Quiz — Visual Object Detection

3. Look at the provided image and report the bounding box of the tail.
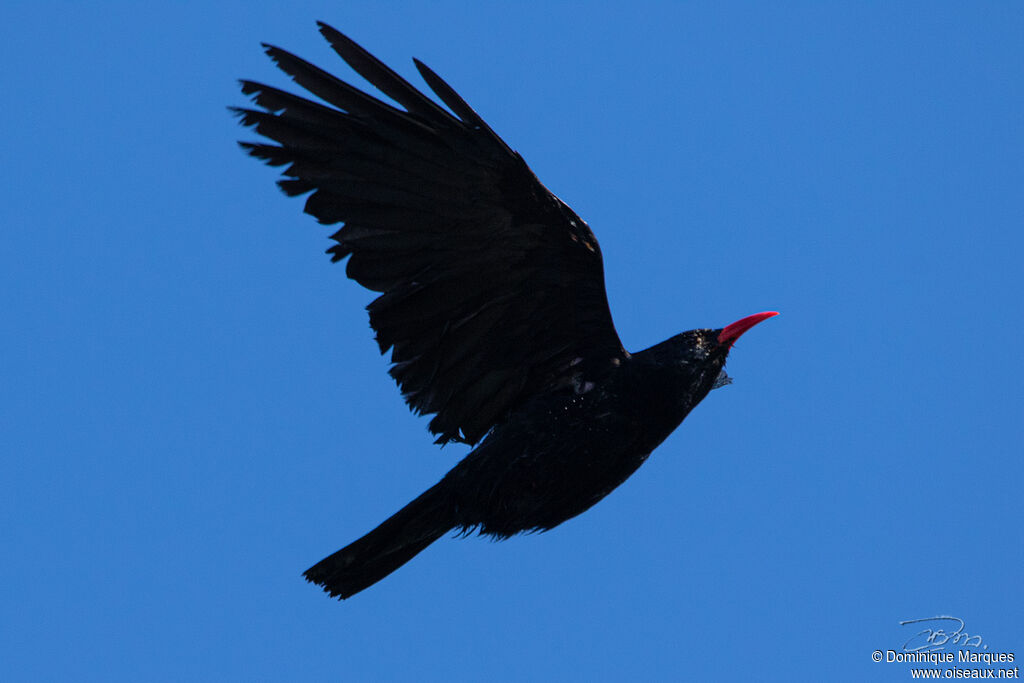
[303,481,454,599]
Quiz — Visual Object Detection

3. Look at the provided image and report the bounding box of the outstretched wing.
[235,23,625,445]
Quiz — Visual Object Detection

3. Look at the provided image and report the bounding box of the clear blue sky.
[3,3,1022,681]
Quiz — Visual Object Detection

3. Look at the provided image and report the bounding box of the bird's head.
[639,311,779,399]
[625,311,777,446]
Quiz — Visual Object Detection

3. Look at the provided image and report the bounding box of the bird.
[234,22,778,600]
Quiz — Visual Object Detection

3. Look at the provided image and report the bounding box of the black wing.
[235,23,625,445]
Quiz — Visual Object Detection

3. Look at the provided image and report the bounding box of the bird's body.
[439,337,720,537]
[305,333,731,598]
[236,23,777,599]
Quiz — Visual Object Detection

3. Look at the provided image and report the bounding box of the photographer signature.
[901,616,985,652]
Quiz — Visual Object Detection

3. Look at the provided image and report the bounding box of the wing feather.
[237,24,625,444]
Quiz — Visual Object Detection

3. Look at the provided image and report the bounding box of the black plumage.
[235,23,777,599]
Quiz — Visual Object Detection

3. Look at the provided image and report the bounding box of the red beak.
[717,311,779,346]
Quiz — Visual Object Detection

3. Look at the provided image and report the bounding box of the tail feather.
[303,482,454,599]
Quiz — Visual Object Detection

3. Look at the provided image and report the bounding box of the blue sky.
[3,3,1022,681]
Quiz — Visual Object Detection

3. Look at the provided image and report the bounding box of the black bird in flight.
[235,23,778,600]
